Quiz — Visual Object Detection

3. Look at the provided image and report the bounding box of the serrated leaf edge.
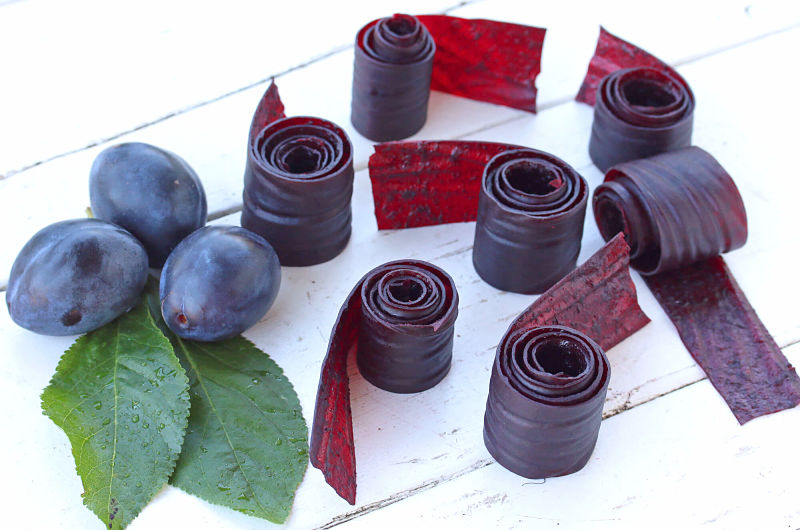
[40,300,191,529]
[169,333,308,524]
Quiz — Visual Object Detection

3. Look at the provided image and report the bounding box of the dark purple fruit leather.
[472,148,588,294]
[351,14,435,141]
[242,115,354,266]
[589,67,694,171]
[594,147,800,423]
[484,325,610,478]
[310,260,458,504]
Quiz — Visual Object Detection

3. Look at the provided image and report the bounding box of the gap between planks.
[314,340,798,528]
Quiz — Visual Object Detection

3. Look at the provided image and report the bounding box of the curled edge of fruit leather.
[576,26,678,106]
[508,233,650,351]
[417,15,546,113]
[368,140,524,230]
[248,80,286,143]
[593,147,800,423]
[310,260,458,504]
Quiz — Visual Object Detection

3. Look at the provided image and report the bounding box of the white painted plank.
[336,345,800,529]
[2,0,798,177]
[0,0,475,176]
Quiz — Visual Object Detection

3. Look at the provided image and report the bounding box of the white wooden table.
[2,0,799,528]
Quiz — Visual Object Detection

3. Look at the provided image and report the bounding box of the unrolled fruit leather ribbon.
[310,259,458,504]
[241,82,354,266]
[593,146,800,423]
[577,27,694,171]
[351,14,546,141]
[484,325,610,478]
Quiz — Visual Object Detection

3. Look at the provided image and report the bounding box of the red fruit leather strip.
[576,26,674,106]
[417,15,546,112]
[645,257,800,424]
[248,80,286,144]
[508,233,649,351]
[309,280,362,505]
[310,260,458,504]
[369,140,522,230]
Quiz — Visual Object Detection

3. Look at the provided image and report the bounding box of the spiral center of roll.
[622,79,676,108]
[283,145,321,174]
[506,161,562,196]
[388,278,424,303]
[595,198,631,247]
[533,338,587,377]
[386,14,415,36]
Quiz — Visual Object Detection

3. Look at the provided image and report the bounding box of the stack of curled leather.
[242,116,354,266]
[589,67,694,171]
[473,148,588,294]
[484,325,610,478]
[351,14,435,142]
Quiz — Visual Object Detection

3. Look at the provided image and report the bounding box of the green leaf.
[145,286,308,523]
[41,299,190,529]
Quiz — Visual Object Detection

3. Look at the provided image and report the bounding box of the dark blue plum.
[6,219,149,335]
[89,142,207,267]
[159,226,281,341]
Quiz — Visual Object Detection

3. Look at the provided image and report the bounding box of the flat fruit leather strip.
[576,26,674,106]
[369,140,522,230]
[241,85,354,266]
[645,257,800,424]
[311,260,458,504]
[594,147,800,423]
[417,15,546,113]
[472,148,588,294]
[484,325,610,478]
[508,233,650,351]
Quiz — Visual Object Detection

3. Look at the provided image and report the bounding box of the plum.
[6,219,149,335]
[89,142,207,267]
[159,226,280,341]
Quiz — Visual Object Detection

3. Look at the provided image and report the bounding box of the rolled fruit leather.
[576,27,694,171]
[484,325,610,478]
[589,66,694,172]
[593,146,800,423]
[351,14,435,141]
[310,259,458,504]
[472,148,588,294]
[242,109,354,266]
[351,14,547,141]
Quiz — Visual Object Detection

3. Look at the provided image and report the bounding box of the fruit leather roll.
[351,14,435,141]
[472,148,588,294]
[310,259,458,503]
[351,14,547,141]
[589,67,694,171]
[242,116,354,266]
[484,325,609,478]
[593,147,800,423]
[576,27,694,171]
